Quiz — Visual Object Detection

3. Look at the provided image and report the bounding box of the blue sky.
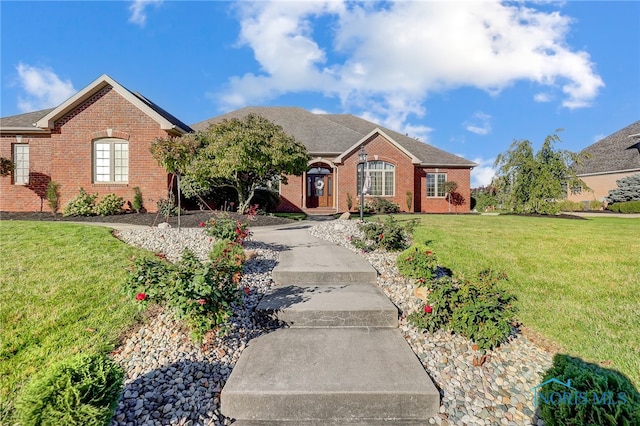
[1,1,638,186]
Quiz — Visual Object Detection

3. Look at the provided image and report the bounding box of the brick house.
[566,120,640,205]
[0,74,192,212]
[192,107,477,214]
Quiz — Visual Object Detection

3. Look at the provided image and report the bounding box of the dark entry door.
[307,174,333,208]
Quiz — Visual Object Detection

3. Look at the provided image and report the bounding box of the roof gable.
[34,74,192,134]
[192,107,476,168]
[577,120,640,175]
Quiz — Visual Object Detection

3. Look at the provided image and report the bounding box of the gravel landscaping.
[108,219,553,425]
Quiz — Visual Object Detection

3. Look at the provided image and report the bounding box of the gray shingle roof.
[576,120,640,175]
[0,108,54,129]
[191,107,476,167]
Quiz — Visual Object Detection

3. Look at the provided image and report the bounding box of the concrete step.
[221,328,440,423]
[271,247,377,285]
[256,283,399,328]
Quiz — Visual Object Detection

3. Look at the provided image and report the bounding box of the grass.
[0,221,150,423]
[272,212,307,221]
[388,214,640,387]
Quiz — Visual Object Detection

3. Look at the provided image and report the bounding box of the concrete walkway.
[221,222,439,425]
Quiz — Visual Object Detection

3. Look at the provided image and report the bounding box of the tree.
[182,114,310,214]
[606,173,640,203]
[443,181,458,213]
[0,157,14,176]
[493,132,587,214]
[150,133,202,226]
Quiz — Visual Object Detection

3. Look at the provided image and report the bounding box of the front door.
[306,173,333,208]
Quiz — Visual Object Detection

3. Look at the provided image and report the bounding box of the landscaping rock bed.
[110,220,553,425]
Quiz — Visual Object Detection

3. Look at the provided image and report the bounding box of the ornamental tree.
[181,114,309,214]
[606,173,640,203]
[492,132,587,214]
[0,157,14,176]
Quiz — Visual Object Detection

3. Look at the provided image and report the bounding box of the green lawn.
[391,214,640,387]
[0,221,149,423]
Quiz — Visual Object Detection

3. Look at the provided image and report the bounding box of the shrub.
[406,191,413,212]
[132,187,144,213]
[589,199,603,211]
[94,193,124,216]
[350,216,418,252]
[63,188,97,217]
[252,188,281,212]
[396,244,439,282]
[0,157,14,176]
[14,353,124,426]
[122,246,246,342]
[346,192,353,212]
[537,354,640,426]
[366,197,400,214]
[608,201,640,214]
[156,196,183,217]
[203,213,251,243]
[46,180,61,214]
[408,269,517,353]
[556,199,584,212]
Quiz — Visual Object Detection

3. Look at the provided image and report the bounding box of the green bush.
[63,188,97,217]
[132,187,144,213]
[252,188,281,212]
[94,194,124,216]
[608,201,640,214]
[350,216,418,252]
[203,213,251,243]
[46,181,61,214]
[366,197,400,214]
[537,354,640,426]
[156,196,183,217]
[589,200,603,211]
[556,199,585,212]
[14,353,124,426]
[396,244,439,283]
[408,269,517,353]
[122,246,246,342]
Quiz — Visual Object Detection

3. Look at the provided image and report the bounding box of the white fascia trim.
[0,127,50,135]
[35,74,182,132]
[333,128,421,165]
[577,168,640,177]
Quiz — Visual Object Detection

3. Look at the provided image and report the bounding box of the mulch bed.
[0,210,296,228]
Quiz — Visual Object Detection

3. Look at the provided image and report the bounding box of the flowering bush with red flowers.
[408,269,517,354]
[396,244,440,284]
[122,242,247,342]
[202,212,252,244]
[350,216,418,252]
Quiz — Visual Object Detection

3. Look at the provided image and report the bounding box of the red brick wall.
[417,167,472,213]
[278,174,304,212]
[1,87,172,212]
[336,134,417,213]
[275,134,473,214]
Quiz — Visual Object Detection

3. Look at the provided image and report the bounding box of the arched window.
[357,160,395,196]
[93,138,128,183]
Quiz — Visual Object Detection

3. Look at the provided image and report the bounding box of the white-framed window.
[93,138,128,183]
[13,143,29,185]
[357,160,395,196]
[427,173,447,197]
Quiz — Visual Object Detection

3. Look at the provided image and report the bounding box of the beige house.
[567,120,640,206]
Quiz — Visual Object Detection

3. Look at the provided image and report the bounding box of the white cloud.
[218,1,603,133]
[464,112,492,135]
[129,0,162,27]
[470,157,497,188]
[534,92,553,103]
[15,63,76,112]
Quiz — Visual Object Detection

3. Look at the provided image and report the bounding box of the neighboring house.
[192,107,477,214]
[0,74,192,212]
[567,120,640,205]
